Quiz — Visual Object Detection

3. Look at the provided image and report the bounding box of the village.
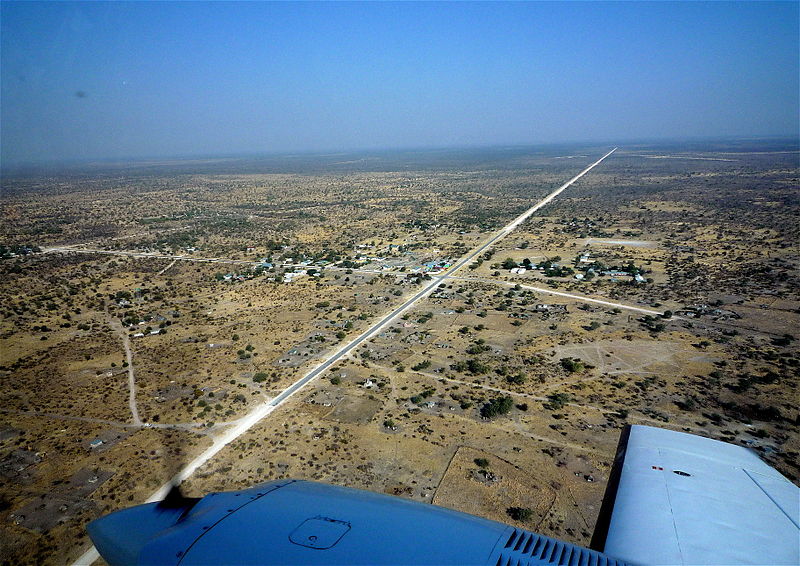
[0,145,798,565]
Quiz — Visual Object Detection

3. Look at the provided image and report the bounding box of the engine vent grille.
[492,529,631,566]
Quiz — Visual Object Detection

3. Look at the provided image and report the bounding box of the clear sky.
[1,1,798,165]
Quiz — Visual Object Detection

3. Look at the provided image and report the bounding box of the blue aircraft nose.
[88,503,184,566]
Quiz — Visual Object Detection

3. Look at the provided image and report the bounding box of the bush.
[506,374,525,385]
[507,507,533,522]
[560,357,584,373]
[466,341,491,355]
[253,372,268,383]
[546,392,571,410]
[466,359,489,374]
[481,396,513,418]
[474,458,490,468]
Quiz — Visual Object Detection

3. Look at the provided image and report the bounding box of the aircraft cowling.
[88,479,628,566]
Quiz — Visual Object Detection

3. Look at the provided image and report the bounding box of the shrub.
[507,507,533,522]
[481,396,513,418]
[560,357,584,373]
[546,392,571,410]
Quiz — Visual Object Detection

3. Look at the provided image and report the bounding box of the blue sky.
[1,1,798,165]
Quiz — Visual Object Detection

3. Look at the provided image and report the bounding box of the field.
[1,141,798,565]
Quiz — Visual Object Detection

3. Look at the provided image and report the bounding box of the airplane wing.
[86,425,798,565]
[590,425,799,565]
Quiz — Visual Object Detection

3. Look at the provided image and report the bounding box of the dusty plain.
[1,142,798,565]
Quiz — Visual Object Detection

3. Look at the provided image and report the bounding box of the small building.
[89,439,103,449]
[283,270,307,283]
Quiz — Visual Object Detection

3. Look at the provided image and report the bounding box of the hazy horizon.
[2,1,798,167]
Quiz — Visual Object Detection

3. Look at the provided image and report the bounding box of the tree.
[507,507,533,522]
[506,373,525,385]
[501,258,518,270]
[560,357,584,373]
[466,359,489,374]
[480,396,513,418]
[546,392,571,410]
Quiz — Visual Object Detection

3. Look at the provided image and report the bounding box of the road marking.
[70,148,616,565]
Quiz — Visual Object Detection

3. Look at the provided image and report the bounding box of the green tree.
[480,396,513,418]
[507,507,533,522]
[501,258,518,270]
